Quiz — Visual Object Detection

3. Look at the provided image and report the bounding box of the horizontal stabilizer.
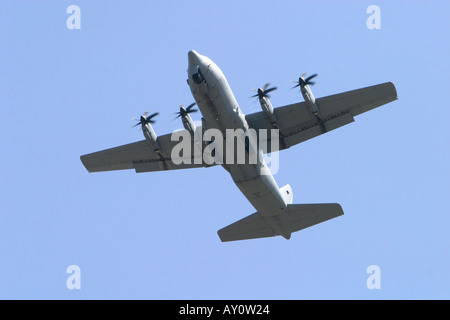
[218,203,343,242]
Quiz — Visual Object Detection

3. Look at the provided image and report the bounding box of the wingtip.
[80,154,92,173]
[387,81,398,100]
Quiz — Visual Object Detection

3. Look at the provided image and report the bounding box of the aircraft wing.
[80,129,212,173]
[246,82,398,152]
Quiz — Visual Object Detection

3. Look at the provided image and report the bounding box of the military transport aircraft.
[80,50,397,242]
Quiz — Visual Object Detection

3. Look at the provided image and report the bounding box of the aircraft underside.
[80,50,398,242]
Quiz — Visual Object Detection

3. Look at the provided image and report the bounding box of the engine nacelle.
[142,123,160,152]
[259,95,278,127]
[181,113,196,135]
[301,85,320,115]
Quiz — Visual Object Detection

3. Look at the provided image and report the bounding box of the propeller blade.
[146,112,159,121]
[305,73,318,83]
[251,84,277,98]
[174,103,197,120]
[132,111,158,126]
[186,103,197,113]
[292,73,318,88]
[264,87,277,94]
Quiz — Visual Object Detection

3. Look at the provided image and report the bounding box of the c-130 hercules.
[81,50,397,242]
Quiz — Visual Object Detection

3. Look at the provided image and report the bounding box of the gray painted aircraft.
[80,50,398,242]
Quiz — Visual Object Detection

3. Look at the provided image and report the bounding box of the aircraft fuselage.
[187,50,289,219]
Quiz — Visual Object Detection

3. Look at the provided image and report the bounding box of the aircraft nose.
[188,50,202,66]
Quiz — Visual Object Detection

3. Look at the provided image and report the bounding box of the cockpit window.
[192,66,205,84]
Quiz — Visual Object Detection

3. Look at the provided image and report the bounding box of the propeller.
[175,102,197,119]
[251,83,277,99]
[133,112,159,127]
[292,73,318,89]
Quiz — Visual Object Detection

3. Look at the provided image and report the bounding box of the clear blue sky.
[1,0,449,299]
